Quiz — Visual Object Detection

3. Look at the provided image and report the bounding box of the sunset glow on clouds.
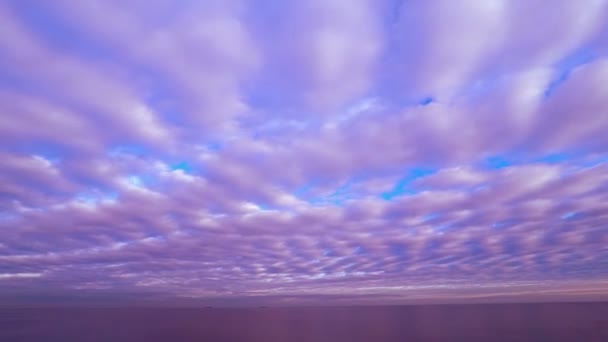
[1,0,608,305]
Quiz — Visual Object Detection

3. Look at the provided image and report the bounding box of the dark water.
[1,303,607,341]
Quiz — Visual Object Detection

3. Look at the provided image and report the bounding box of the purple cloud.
[1,0,608,305]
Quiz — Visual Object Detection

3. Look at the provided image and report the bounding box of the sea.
[1,302,607,341]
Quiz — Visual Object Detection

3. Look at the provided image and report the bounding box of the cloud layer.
[1,0,608,305]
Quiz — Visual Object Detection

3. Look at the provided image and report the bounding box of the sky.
[1,0,608,306]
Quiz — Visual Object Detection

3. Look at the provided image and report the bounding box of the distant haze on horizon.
[1,0,608,306]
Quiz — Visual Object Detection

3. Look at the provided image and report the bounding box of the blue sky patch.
[380,167,436,200]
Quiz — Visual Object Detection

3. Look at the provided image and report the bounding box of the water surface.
[2,302,607,341]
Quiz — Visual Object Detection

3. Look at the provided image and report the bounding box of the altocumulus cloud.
[1,0,608,305]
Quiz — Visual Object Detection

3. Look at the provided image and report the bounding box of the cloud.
[0,0,607,305]
[390,0,608,99]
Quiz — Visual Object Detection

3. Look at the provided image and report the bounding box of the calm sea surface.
[1,303,607,341]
